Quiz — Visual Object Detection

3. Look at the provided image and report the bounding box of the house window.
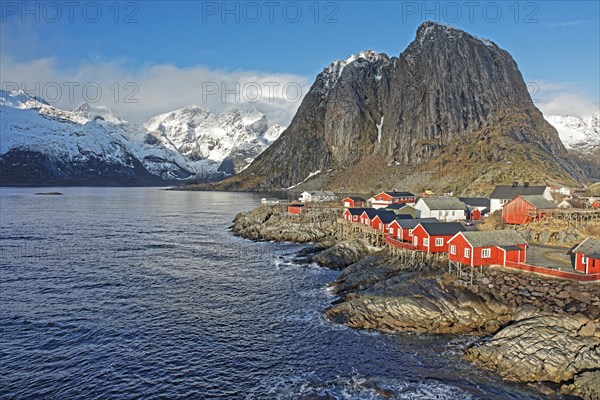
[582,256,588,266]
[450,245,456,255]
[388,227,393,233]
[435,238,444,247]
[413,237,418,246]
[353,215,358,221]
[423,238,429,247]
[379,223,382,229]
[482,248,491,258]
[409,229,414,236]
[452,211,455,216]
[464,248,471,258]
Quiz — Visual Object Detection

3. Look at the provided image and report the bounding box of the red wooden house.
[371,191,416,209]
[371,213,412,233]
[467,207,483,221]
[447,230,527,267]
[571,238,600,274]
[411,222,466,253]
[387,218,438,241]
[502,195,557,225]
[342,208,369,222]
[343,196,366,208]
[288,204,305,215]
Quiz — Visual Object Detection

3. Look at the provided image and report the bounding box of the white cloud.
[530,80,599,118]
[0,56,311,126]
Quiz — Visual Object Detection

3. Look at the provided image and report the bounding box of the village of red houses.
[262,183,600,281]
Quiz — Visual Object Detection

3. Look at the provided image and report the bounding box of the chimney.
[512,181,519,188]
[524,182,530,187]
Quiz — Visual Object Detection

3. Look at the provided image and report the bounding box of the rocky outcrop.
[562,371,600,400]
[311,239,382,269]
[466,307,600,395]
[218,21,583,193]
[325,258,513,335]
[231,205,344,243]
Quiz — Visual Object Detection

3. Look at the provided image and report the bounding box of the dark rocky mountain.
[217,22,584,194]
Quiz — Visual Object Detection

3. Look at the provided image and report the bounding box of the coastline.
[232,204,600,400]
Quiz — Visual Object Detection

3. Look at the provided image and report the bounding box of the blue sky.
[1,1,598,123]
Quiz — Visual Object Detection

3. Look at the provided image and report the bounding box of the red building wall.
[502,197,535,225]
[575,253,600,274]
[411,225,453,253]
[288,206,304,215]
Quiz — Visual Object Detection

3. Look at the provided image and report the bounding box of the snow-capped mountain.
[545,112,600,153]
[546,111,600,181]
[0,89,284,185]
[145,106,283,174]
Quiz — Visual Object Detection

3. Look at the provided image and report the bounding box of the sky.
[1,0,599,125]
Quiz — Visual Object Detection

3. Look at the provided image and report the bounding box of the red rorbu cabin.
[342,208,369,222]
[502,195,556,225]
[288,204,305,215]
[342,196,366,208]
[447,230,527,267]
[571,238,600,274]
[371,191,416,209]
[411,222,466,253]
[387,218,438,241]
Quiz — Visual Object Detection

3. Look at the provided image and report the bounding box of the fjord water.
[0,188,547,399]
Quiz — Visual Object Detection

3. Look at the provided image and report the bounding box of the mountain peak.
[414,20,497,49]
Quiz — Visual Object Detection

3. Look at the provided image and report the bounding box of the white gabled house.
[299,191,336,202]
[414,197,467,221]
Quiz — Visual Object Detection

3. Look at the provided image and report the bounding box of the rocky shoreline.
[232,205,600,399]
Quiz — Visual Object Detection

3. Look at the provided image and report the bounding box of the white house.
[261,198,282,205]
[299,191,336,202]
[559,187,572,196]
[489,184,552,214]
[414,197,467,221]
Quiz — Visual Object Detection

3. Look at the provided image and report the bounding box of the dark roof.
[385,203,407,210]
[289,204,305,207]
[572,238,600,256]
[346,207,371,216]
[344,196,366,201]
[362,209,396,219]
[392,218,438,228]
[490,185,547,199]
[417,222,466,236]
[518,195,557,210]
[384,191,415,197]
[375,213,401,224]
[457,230,527,247]
[499,245,523,251]
[418,197,466,210]
[458,197,491,208]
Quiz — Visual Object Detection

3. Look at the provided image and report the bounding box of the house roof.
[418,197,466,210]
[391,218,438,228]
[346,207,371,216]
[304,191,335,196]
[344,196,366,201]
[456,230,527,247]
[383,191,415,197]
[417,222,466,236]
[490,185,547,199]
[374,213,408,224]
[517,195,557,210]
[361,209,396,219]
[458,197,491,208]
[572,237,600,257]
[385,203,408,210]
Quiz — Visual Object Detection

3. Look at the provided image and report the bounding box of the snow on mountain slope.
[546,111,600,153]
[145,106,284,174]
[0,90,285,184]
